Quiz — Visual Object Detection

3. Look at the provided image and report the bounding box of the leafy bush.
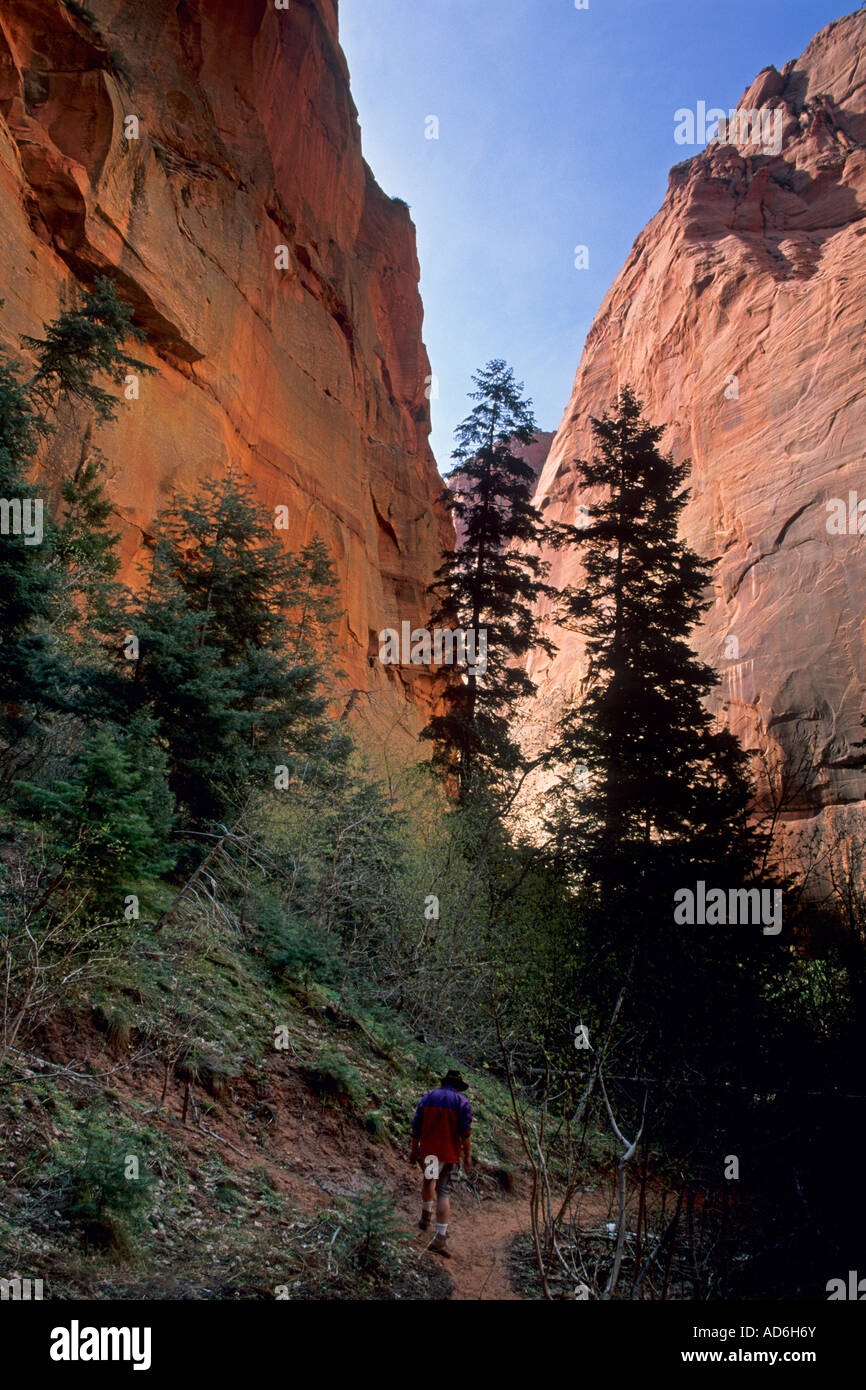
[335,1185,408,1276]
[258,900,343,991]
[51,1112,156,1255]
[304,1047,365,1109]
[174,1042,234,1098]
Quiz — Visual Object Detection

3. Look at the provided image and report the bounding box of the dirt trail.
[28,1014,535,1300]
[407,1183,528,1301]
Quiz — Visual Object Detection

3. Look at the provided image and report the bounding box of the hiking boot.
[418,1211,432,1231]
[428,1232,451,1258]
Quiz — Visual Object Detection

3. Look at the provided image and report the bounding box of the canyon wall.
[0,0,449,742]
[531,9,866,832]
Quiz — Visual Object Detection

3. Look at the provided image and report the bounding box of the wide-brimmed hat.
[440,1069,468,1092]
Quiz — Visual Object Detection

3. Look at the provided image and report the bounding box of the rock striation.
[0,0,450,739]
[531,9,866,828]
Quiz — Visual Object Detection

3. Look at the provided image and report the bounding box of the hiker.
[409,1068,472,1258]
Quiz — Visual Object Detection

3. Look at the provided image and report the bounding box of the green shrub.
[174,1042,234,1098]
[214,1177,244,1211]
[335,1185,408,1276]
[260,906,344,991]
[51,1112,156,1255]
[364,1109,387,1139]
[92,1003,133,1054]
[304,1047,365,1109]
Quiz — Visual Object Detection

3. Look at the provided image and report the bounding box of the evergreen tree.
[283,536,343,669]
[554,386,759,891]
[22,276,151,423]
[116,593,240,828]
[0,279,150,741]
[0,354,55,732]
[31,278,149,638]
[423,360,558,799]
[55,451,122,625]
[551,389,777,1120]
[123,470,344,826]
[15,717,175,906]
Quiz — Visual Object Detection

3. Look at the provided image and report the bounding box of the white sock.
[422,1201,434,1213]
[435,1222,447,1236]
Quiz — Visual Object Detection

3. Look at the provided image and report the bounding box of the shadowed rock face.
[0,0,451,739]
[531,9,866,826]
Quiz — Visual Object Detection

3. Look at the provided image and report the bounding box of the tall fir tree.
[121,470,344,827]
[21,276,151,422]
[554,386,760,892]
[15,718,175,906]
[1,279,176,894]
[0,279,151,742]
[0,352,55,734]
[551,389,777,1117]
[423,360,558,799]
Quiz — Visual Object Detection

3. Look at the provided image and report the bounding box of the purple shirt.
[412,1085,472,1163]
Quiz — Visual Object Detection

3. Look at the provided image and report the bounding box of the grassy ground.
[0,891,526,1301]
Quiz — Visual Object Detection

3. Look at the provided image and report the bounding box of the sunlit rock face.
[0,0,451,738]
[530,10,866,832]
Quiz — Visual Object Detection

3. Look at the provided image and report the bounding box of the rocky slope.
[531,9,866,829]
[0,0,449,739]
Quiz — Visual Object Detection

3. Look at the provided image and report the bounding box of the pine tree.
[123,469,343,826]
[552,388,775,1108]
[29,277,149,638]
[0,354,55,731]
[22,276,151,423]
[423,360,558,799]
[55,452,121,617]
[0,279,148,740]
[15,717,175,905]
[555,387,759,892]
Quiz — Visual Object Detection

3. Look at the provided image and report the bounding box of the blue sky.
[340,0,850,472]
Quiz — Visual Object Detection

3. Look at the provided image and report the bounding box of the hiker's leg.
[422,1156,443,1223]
[435,1164,453,1226]
[419,1176,436,1229]
[427,1163,455,1254]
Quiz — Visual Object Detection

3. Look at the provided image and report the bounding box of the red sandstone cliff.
[531,9,866,828]
[0,0,450,740]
